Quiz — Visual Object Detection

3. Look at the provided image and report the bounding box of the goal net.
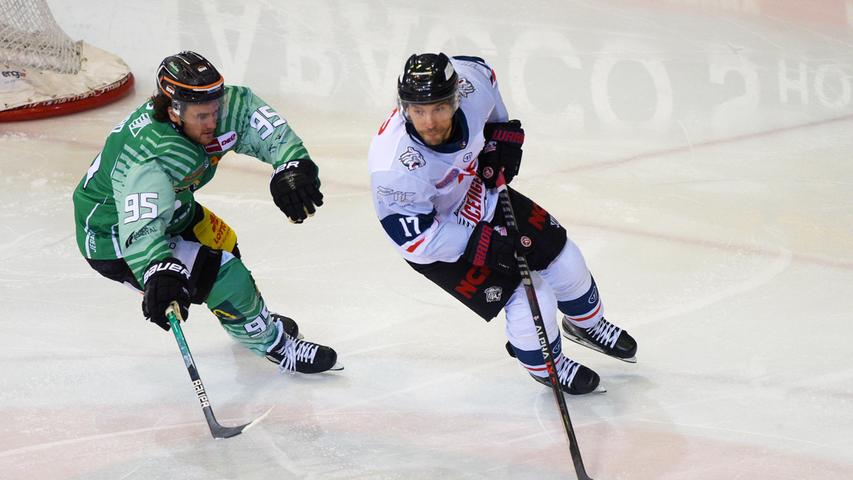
[0,0,134,121]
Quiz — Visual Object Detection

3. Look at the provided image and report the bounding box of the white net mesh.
[0,0,82,74]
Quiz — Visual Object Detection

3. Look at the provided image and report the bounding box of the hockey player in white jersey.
[368,53,637,394]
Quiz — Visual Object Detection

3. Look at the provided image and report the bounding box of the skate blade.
[328,361,344,371]
[562,331,637,364]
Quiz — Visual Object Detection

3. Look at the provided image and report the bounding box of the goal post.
[0,0,134,121]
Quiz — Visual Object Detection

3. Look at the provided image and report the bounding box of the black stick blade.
[211,422,251,439]
[209,406,273,440]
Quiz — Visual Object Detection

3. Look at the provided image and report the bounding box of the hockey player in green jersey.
[72,51,340,374]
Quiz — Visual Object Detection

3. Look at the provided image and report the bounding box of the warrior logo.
[588,286,599,304]
[485,286,503,303]
[458,77,476,98]
[400,147,426,171]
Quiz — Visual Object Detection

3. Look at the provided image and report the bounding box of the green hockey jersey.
[72,85,310,284]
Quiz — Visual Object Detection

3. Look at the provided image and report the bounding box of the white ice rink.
[2,1,853,478]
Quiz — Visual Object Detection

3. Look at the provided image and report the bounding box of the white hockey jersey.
[368,56,509,264]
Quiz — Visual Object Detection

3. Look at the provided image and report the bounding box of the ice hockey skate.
[561,316,637,363]
[530,355,603,395]
[270,313,301,339]
[266,318,343,373]
[530,355,607,395]
[505,342,603,395]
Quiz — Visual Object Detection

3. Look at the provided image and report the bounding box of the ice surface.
[1,1,852,479]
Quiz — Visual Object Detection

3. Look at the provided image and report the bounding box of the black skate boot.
[270,313,300,339]
[505,342,602,395]
[266,318,342,373]
[530,356,601,395]
[561,316,637,363]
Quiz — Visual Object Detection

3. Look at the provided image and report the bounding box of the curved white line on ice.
[631,245,793,327]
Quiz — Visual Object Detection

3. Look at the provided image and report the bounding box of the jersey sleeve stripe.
[115,154,131,170]
[281,144,308,162]
[157,141,199,160]
[223,89,244,132]
[405,237,426,253]
[121,144,148,164]
[156,155,192,177]
[160,148,196,168]
[379,209,436,246]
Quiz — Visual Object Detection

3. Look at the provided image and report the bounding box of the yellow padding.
[192,206,238,253]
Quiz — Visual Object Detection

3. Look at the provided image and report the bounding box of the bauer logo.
[192,379,210,408]
[143,261,190,284]
[399,147,426,171]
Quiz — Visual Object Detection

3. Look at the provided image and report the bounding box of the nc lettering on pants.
[454,265,491,299]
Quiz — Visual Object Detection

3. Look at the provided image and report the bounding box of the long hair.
[150,93,172,122]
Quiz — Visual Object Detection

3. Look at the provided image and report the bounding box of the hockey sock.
[558,276,603,329]
[508,336,564,378]
[204,253,279,355]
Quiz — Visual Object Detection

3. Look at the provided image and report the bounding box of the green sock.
[205,256,278,355]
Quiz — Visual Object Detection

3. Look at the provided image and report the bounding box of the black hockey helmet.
[156,51,224,103]
[397,53,459,110]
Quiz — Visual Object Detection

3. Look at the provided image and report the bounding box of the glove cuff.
[143,257,190,285]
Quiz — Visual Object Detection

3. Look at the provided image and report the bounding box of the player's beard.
[420,123,452,146]
[199,130,215,144]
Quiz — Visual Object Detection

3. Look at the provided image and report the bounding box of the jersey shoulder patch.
[452,55,497,86]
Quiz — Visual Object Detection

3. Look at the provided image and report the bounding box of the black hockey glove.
[270,159,324,224]
[477,120,524,189]
[463,221,534,276]
[142,257,191,331]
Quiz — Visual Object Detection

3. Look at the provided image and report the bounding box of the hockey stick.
[166,301,269,439]
[493,172,594,480]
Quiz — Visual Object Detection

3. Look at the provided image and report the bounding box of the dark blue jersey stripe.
[380,209,436,246]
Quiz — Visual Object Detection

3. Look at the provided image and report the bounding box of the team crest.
[485,286,503,303]
[458,77,475,97]
[128,113,152,138]
[400,146,426,171]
